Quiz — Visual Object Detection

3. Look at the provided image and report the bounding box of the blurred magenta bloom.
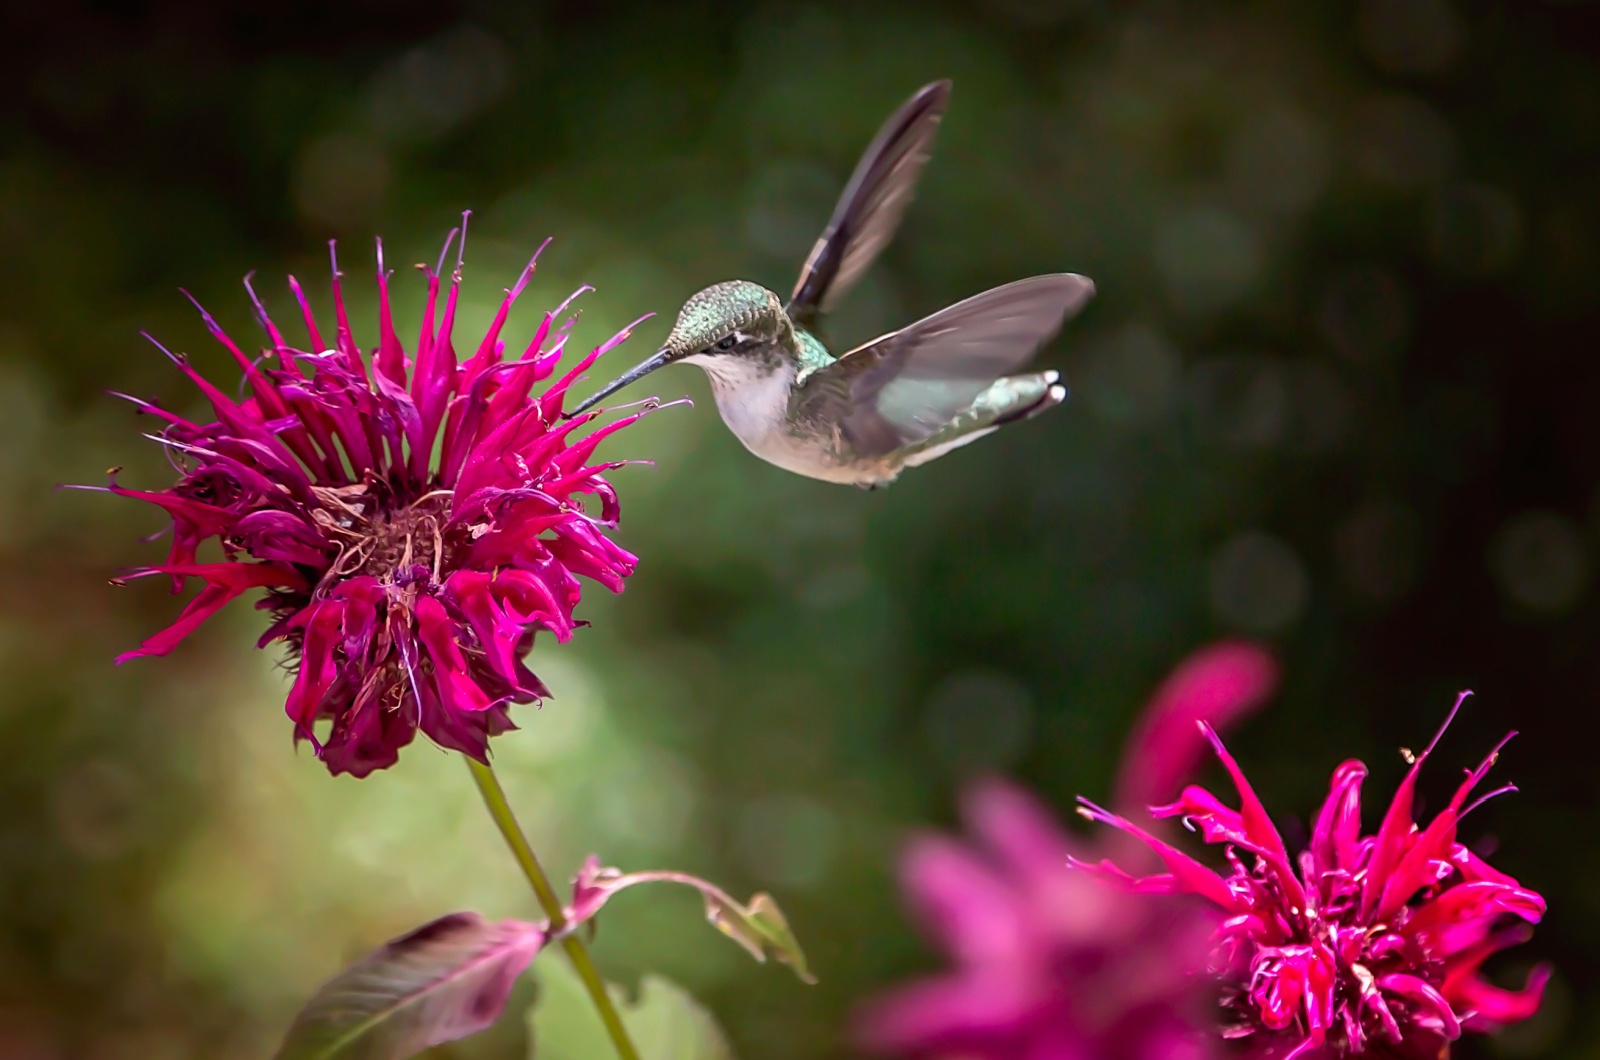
[856,641,1279,1060]
[91,221,654,776]
[1077,691,1548,1059]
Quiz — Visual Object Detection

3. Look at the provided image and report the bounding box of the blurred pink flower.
[87,220,657,776]
[856,641,1279,1060]
[1077,691,1548,1059]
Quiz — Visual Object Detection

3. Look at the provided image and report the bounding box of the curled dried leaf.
[570,858,815,983]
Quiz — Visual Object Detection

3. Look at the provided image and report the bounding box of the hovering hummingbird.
[568,79,1095,488]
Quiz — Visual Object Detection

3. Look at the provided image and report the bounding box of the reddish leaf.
[274,912,546,1060]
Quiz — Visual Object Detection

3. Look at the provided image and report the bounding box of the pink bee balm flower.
[856,642,1279,1060]
[86,220,658,777]
[1076,691,1550,1060]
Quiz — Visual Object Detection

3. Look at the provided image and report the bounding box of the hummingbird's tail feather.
[991,369,1069,425]
[899,371,1066,469]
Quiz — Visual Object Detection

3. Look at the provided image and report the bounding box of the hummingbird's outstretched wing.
[800,274,1094,457]
[786,80,952,330]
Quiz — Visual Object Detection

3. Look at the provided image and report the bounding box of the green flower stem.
[465,756,642,1060]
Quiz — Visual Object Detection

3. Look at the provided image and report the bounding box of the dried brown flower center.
[314,488,459,590]
[365,494,458,582]
[365,503,445,580]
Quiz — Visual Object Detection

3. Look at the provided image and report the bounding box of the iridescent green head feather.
[663,281,784,357]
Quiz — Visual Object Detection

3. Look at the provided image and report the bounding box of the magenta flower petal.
[114,562,308,663]
[900,835,1030,968]
[1448,953,1550,1027]
[1308,759,1367,873]
[1074,799,1245,911]
[1114,640,1278,813]
[960,778,1078,887]
[95,223,652,776]
[1078,692,1549,1058]
[858,971,1039,1052]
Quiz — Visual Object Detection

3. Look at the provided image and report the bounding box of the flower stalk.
[466,756,642,1060]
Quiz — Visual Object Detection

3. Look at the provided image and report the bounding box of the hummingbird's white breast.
[685,353,869,484]
[688,353,794,442]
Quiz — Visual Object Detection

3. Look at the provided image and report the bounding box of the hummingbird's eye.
[715,335,738,351]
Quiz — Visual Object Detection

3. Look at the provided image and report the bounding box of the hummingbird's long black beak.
[566,347,674,416]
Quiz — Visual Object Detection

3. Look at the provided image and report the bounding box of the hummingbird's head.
[661,280,785,362]
[567,280,785,415]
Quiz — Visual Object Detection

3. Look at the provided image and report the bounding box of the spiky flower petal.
[91,221,654,776]
[1076,692,1549,1059]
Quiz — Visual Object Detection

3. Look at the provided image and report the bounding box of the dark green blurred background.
[2,1,1597,1056]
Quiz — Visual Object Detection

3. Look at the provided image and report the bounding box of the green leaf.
[528,959,734,1060]
[274,912,547,1060]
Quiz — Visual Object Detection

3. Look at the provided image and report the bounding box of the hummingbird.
[568,79,1095,488]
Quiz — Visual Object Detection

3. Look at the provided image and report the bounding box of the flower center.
[362,499,452,582]
[313,487,459,591]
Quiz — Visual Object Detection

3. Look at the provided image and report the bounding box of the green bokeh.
[3,1,1596,1057]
